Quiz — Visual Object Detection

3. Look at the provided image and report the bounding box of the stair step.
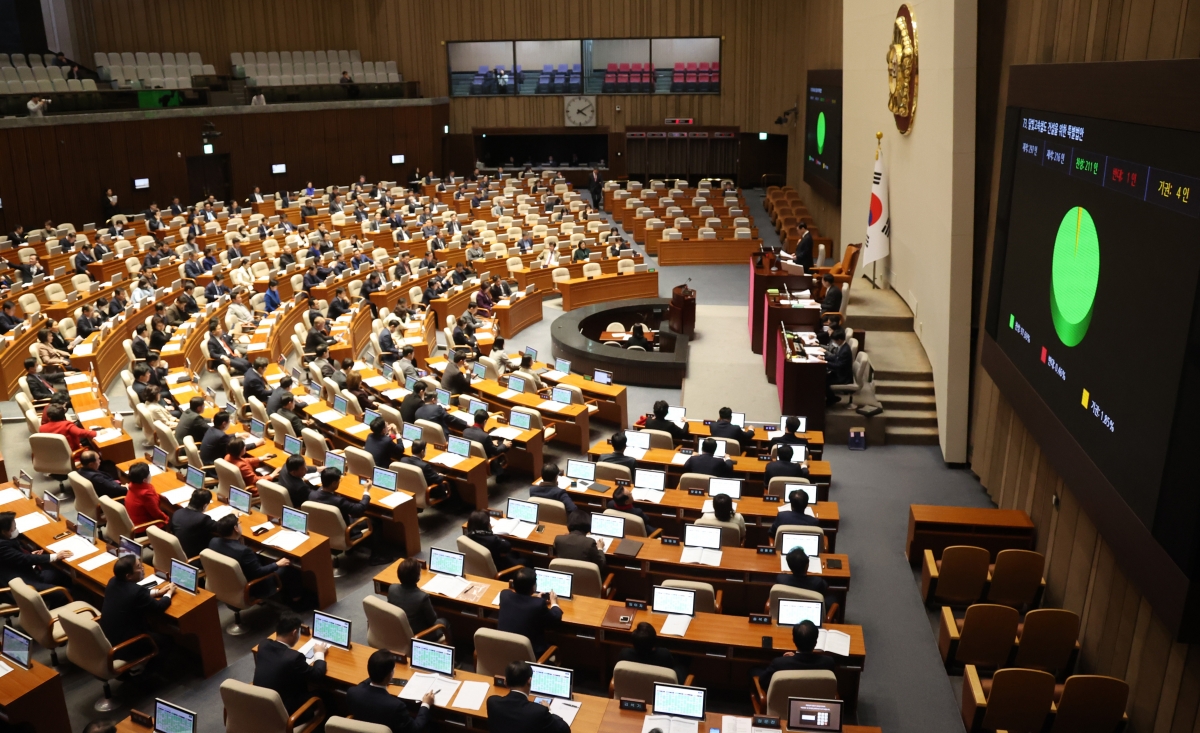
[874,379,936,396]
[873,370,934,382]
[886,425,941,445]
[878,393,936,408]
[882,409,939,428]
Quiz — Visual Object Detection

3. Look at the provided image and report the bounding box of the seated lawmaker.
[208,514,302,602]
[552,510,606,575]
[598,432,637,473]
[465,510,522,572]
[765,443,810,485]
[771,487,820,536]
[682,437,734,478]
[0,511,75,607]
[347,650,435,733]
[387,558,448,642]
[618,622,688,684]
[78,450,127,499]
[100,555,173,661]
[167,489,217,561]
[696,493,745,545]
[769,416,809,447]
[777,547,829,599]
[253,614,327,716]
[528,464,577,513]
[607,487,653,533]
[498,568,562,657]
[755,620,835,690]
[644,399,688,444]
[487,661,571,733]
[710,406,756,448]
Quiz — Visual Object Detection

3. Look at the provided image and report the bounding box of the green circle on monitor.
[817,112,827,155]
[1049,206,1099,347]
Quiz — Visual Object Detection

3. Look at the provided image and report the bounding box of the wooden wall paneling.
[1154,640,1190,733]
[1043,486,1080,609]
[1028,453,1057,554]
[1061,510,1097,618]
[1081,541,1117,669]
[1167,648,1200,733]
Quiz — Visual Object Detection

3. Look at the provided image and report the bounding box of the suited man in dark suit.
[710,407,756,450]
[764,444,811,488]
[528,464,577,513]
[755,620,835,689]
[400,441,452,499]
[23,358,57,402]
[74,244,96,276]
[277,454,319,508]
[183,252,205,279]
[681,438,734,478]
[826,330,853,405]
[205,274,230,302]
[306,467,371,526]
[348,650,435,733]
[241,357,271,405]
[0,512,75,607]
[386,558,448,641]
[413,391,450,440]
[464,410,509,457]
[166,489,216,561]
[552,511,606,575]
[793,221,814,270]
[820,274,842,314]
[487,661,572,733]
[253,615,327,716]
[644,400,689,444]
[199,411,235,465]
[78,450,127,499]
[607,487,653,533]
[498,569,563,657]
[0,301,24,334]
[587,168,604,207]
[597,433,638,473]
[208,514,302,602]
[100,555,173,658]
[769,416,809,448]
[618,622,688,684]
[770,484,820,536]
[775,548,829,600]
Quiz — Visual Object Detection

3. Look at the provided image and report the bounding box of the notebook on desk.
[613,538,644,557]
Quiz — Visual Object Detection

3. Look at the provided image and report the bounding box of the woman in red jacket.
[226,438,268,493]
[123,462,167,528]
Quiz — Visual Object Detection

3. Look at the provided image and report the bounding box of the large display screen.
[803,79,841,201]
[991,108,1200,529]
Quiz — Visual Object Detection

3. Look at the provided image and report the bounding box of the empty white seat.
[51,78,69,92]
[202,64,215,75]
[315,50,327,63]
[386,60,397,73]
[121,52,135,66]
[280,51,292,64]
[66,78,83,91]
[387,72,399,83]
[189,64,202,76]
[45,66,62,80]
[162,52,177,66]
[350,50,361,62]
[267,75,280,86]
[304,51,316,63]
[93,52,108,67]
[36,79,52,93]
[10,53,26,67]
[82,78,98,91]
[188,52,202,65]
[280,74,292,85]
[338,50,350,64]
[267,51,279,64]
[31,66,48,81]
[135,51,149,65]
[148,52,162,66]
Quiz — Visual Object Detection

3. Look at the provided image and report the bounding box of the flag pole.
[869,132,882,289]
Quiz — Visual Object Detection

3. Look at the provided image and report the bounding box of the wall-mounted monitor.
[272,163,287,174]
[391,154,405,164]
[803,69,842,204]
[133,178,150,190]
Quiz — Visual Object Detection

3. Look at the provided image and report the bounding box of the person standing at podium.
[794,221,814,270]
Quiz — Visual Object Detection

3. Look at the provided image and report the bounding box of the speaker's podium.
[669,284,697,336]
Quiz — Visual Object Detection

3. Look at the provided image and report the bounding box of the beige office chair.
[98,496,157,547]
[362,595,444,654]
[345,446,376,477]
[220,678,325,733]
[146,524,198,569]
[695,513,743,547]
[248,396,270,428]
[326,717,390,733]
[182,437,218,486]
[640,429,675,450]
[752,670,839,717]
[773,524,825,552]
[256,480,292,518]
[215,458,246,501]
[473,628,555,677]
[301,428,328,464]
[676,473,710,492]
[302,500,371,577]
[961,666,1055,733]
[29,434,74,493]
[456,534,521,580]
[68,471,103,525]
[611,661,689,701]
[10,577,97,666]
[548,558,613,599]
[766,476,812,498]
[1049,675,1129,733]
[551,267,570,286]
[415,418,447,445]
[594,462,631,483]
[391,461,446,510]
[200,548,277,635]
[511,406,556,441]
[271,413,297,439]
[766,585,838,624]
[708,437,741,456]
[61,608,158,711]
[602,508,658,538]
[154,420,187,467]
[661,579,721,613]
[922,545,991,607]
[938,603,1020,672]
[528,497,567,525]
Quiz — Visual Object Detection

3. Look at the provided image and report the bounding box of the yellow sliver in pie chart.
[1050,206,1100,347]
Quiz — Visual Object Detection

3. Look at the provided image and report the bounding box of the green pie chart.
[816,112,826,154]
[1049,206,1100,347]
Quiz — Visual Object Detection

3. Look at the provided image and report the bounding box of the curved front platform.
[550,298,690,388]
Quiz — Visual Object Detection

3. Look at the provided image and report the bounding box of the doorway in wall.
[186,153,232,203]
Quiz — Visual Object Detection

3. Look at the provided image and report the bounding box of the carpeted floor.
[4,188,983,733]
[680,304,781,421]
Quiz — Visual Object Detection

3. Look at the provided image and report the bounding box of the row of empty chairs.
[93,51,203,68]
[93,52,211,90]
[0,53,64,68]
[0,76,98,95]
[235,49,362,66]
[234,51,400,86]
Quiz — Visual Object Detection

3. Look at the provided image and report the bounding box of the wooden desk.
[373,567,866,707]
[428,283,476,329]
[510,255,645,294]
[906,505,1037,565]
[749,258,813,354]
[493,518,851,618]
[3,490,229,677]
[473,378,591,453]
[0,318,46,399]
[560,271,660,312]
[655,237,763,265]
[0,658,70,733]
[59,371,136,463]
[492,292,543,339]
[86,257,130,283]
[763,296,822,383]
[687,422,826,459]
[599,706,882,733]
[775,332,829,433]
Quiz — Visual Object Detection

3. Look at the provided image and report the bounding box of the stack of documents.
[399,673,461,707]
[659,614,692,637]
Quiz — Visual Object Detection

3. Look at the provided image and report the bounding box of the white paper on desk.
[263,529,308,552]
[69,388,92,396]
[161,486,195,505]
[206,505,236,521]
[625,447,647,460]
[429,453,465,468]
[722,715,752,733]
[779,555,823,574]
[448,411,471,425]
[659,613,692,637]
[76,408,107,421]
[49,534,100,559]
[400,673,461,707]
[65,373,91,385]
[251,521,274,533]
[93,428,124,442]
[816,628,851,656]
[643,715,698,733]
[589,535,615,553]
[168,373,191,384]
[380,492,413,508]
[491,592,503,606]
[451,680,490,711]
[79,552,118,571]
[679,546,722,567]
[345,423,371,435]
[170,386,193,396]
[489,427,522,440]
[670,452,690,466]
[422,573,471,598]
[364,376,390,387]
[402,336,425,345]
[383,388,410,400]
[537,400,566,412]
[541,369,565,381]
[312,410,344,423]
[0,488,25,506]
[14,513,50,533]
[74,343,94,356]
[550,699,582,726]
[498,389,519,400]
[0,660,13,678]
[632,488,664,504]
[701,499,736,514]
[138,574,164,586]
